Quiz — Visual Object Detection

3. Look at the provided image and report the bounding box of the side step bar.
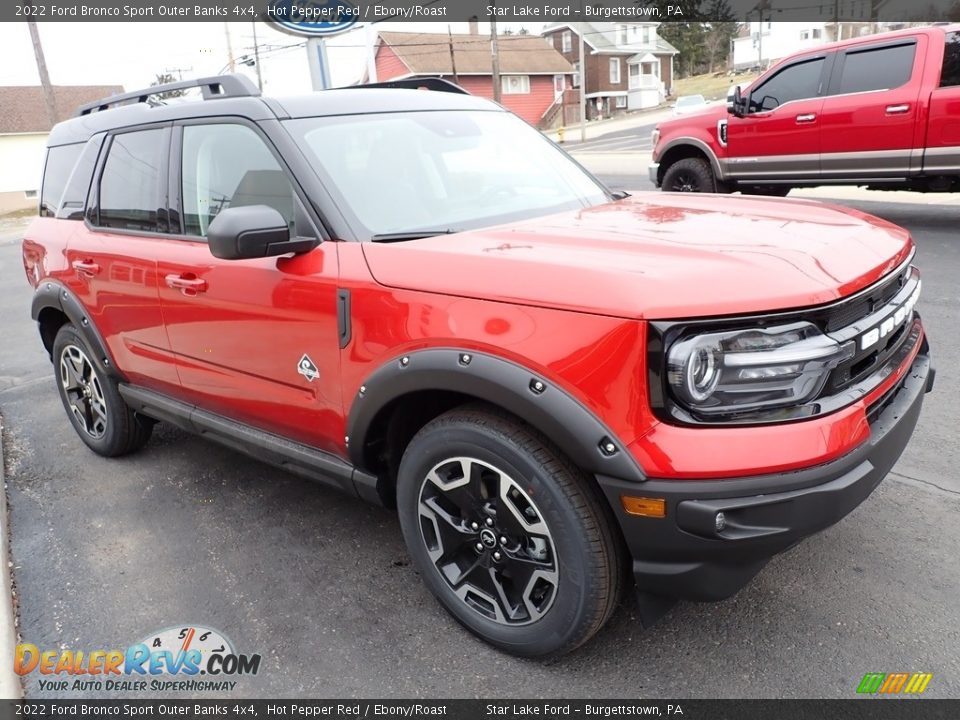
[119,385,383,505]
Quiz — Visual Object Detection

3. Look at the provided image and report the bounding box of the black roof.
[47,75,501,147]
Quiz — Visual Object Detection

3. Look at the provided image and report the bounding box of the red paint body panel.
[361,193,913,319]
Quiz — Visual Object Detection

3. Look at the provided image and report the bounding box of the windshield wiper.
[370,229,458,243]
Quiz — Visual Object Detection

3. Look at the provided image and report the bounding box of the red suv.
[23,75,933,657]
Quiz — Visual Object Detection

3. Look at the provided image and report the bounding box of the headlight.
[666,322,855,419]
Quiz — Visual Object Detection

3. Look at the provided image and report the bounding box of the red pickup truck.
[651,24,960,195]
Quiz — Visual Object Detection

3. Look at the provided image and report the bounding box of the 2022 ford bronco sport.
[23,74,933,657]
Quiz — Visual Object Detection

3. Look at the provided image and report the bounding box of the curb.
[0,416,22,698]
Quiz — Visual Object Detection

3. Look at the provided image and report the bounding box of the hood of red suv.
[361,193,913,320]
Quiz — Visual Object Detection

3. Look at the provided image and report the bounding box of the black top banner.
[7,0,960,24]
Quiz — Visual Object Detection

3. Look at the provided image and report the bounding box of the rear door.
[67,125,180,391]
[924,30,960,174]
[724,53,831,182]
[819,36,925,177]
[153,119,344,453]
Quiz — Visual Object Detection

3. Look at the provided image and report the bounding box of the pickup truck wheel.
[396,406,623,657]
[52,324,152,457]
[661,157,715,192]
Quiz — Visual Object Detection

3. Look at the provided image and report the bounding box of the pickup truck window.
[748,57,824,113]
[943,32,960,87]
[836,43,915,95]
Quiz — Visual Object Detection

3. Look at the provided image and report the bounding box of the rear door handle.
[165,273,208,296]
[795,113,817,124]
[886,104,911,114]
[71,259,100,277]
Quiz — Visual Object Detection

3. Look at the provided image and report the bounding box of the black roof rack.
[349,77,469,95]
[75,74,260,117]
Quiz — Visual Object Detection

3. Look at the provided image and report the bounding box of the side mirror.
[207,205,316,260]
[727,85,746,118]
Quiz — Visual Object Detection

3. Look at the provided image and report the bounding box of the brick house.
[0,85,121,213]
[370,31,577,128]
[542,22,679,119]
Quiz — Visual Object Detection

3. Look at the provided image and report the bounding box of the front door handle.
[796,113,817,124]
[165,273,208,296]
[886,104,911,115]
[71,259,100,277]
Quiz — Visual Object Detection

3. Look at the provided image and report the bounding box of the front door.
[724,53,831,182]
[154,120,343,453]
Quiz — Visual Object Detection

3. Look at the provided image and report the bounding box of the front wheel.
[661,157,716,193]
[396,406,624,658]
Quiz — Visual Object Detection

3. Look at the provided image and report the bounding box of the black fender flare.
[346,348,646,484]
[30,279,125,381]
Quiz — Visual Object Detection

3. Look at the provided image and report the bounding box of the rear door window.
[98,128,168,233]
[749,57,825,113]
[942,32,960,88]
[40,143,83,217]
[834,42,916,95]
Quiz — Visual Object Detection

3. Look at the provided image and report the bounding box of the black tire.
[396,405,624,658]
[741,185,791,197]
[52,324,152,457]
[661,157,715,193]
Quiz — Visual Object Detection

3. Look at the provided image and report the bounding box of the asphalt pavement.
[2,176,959,697]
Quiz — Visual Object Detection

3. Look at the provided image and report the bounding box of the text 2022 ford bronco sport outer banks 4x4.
[23,75,933,657]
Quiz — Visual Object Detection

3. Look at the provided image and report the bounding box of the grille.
[823,264,909,332]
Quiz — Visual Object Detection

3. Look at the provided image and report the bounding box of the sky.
[0,21,547,95]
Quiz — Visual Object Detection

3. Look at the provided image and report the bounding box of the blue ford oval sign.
[266,0,359,37]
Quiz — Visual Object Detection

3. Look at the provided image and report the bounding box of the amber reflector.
[621,495,667,518]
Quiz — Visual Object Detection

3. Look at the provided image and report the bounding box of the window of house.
[98,129,166,232]
[181,123,295,238]
[501,75,531,95]
[942,32,960,88]
[562,31,572,53]
[642,26,652,45]
[39,143,83,217]
[629,64,641,89]
[573,62,581,88]
[801,31,809,40]
[615,96,627,108]
[748,57,825,113]
[24,190,38,199]
[836,43,916,95]
[812,29,822,39]
[619,25,628,44]
[610,58,621,84]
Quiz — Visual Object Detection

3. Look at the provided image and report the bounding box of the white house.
[0,85,121,214]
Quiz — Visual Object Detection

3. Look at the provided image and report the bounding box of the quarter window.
[98,129,166,232]
[40,143,83,217]
[180,124,295,238]
[836,43,916,94]
[748,57,825,113]
[942,32,960,88]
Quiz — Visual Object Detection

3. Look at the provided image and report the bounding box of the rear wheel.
[52,324,152,457]
[396,406,623,658]
[661,157,716,193]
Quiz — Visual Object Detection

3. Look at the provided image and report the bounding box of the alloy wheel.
[59,344,108,439]
[417,457,559,625]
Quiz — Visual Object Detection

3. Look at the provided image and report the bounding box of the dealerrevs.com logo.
[15,625,261,693]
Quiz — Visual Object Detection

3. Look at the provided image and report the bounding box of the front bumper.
[597,350,933,602]
[648,162,660,187]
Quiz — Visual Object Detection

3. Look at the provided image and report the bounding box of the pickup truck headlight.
[651,127,661,149]
[665,321,855,418]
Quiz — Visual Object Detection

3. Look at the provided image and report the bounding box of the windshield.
[284,110,609,238]
[677,95,705,107]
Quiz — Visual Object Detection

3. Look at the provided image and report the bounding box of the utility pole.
[491,12,502,103]
[224,22,236,72]
[26,20,58,126]
[251,20,263,91]
[447,26,459,85]
[579,27,586,141]
[834,0,842,42]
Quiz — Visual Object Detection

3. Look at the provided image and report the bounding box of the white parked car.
[672,94,708,115]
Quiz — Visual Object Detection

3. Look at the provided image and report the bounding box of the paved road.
[2,192,959,698]
[560,120,658,155]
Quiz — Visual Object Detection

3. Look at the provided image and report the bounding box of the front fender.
[346,348,646,484]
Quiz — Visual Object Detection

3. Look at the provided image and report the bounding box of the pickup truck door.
[154,120,344,454]
[819,37,925,178]
[724,53,831,182]
[925,30,960,174]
